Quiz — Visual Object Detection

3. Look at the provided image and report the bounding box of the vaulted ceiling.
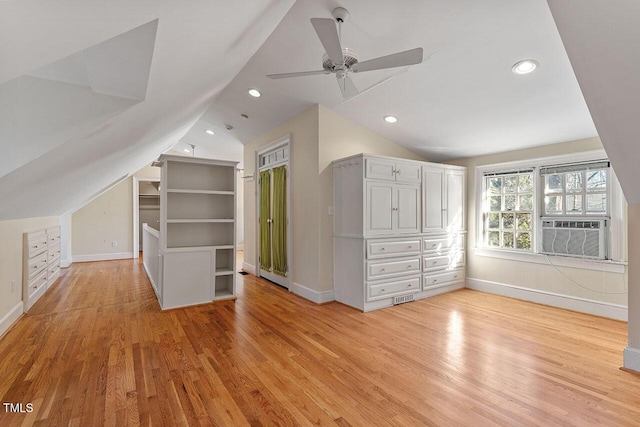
[1,0,638,220]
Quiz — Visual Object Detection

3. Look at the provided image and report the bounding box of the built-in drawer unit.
[422,252,464,272]
[46,226,61,244]
[27,231,48,258]
[367,257,421,280]
[28,268,49,295]
[367,276,421,301]
[48,242,61,262]
[367,238,421,259]
[27,251,49,279]
[24,225,61,312]
[423,268,465,290]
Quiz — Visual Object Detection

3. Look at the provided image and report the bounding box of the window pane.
[516,232,532,250]
[519,194,533,211]
[502,213,515,229]
[490,196,502,211]
[489,177,502,193]
[545,195,562,214]
[487,213,499,229]
[545,174,563,193]
[565,194,583,214]
[518,174,533,192]
[586,170,607,191]
[565,172,583,193]
[504,195,516,211]
[488,231,500,247]
[586,194,607,213]
[517,213,532,230]
[503,232,514,248]
[503,176,517,193]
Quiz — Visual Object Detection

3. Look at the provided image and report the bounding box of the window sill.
[473,248,626,274]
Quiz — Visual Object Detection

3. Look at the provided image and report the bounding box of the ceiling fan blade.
[310,18,344,65]
[267,70,330,79]
[337,75,359,98]
[353,47,424,73]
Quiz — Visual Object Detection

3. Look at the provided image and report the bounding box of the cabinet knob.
[432,261,437,264]
[380,247,385,251]
[380,268,386,272]
[407,284,412,288]
[454,275,458,279]
[433,279,438,283]
[381,288,385,292]
[432,244,437,248]
[408,245,412,249]
[407,265,412,268]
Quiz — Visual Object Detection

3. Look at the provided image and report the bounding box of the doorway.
[133,176,161,258]
[256,137,291,289]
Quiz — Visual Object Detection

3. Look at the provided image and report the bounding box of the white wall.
[0,216,59,336]
[450,137,628,312]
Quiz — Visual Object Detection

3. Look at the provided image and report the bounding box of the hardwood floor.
[1,258,639,426]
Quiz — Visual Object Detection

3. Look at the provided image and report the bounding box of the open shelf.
[167,189,234,195]
[214,275,234,300]
[167,222,234,248]
[166,161,235,192]
[215,248,235,275]
[167,192,234,220]
[167,219,234,223]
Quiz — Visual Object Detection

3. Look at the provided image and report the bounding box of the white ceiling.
[195,0,597,162]
[1,0,637,220]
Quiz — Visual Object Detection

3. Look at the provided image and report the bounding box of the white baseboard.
[60,259,72,268]
[623,346,640,373]
[142,261,157,290]
[72,252,134,263]
[242,262,256,275]
[0,302,23,338]
[292,282,335,304]
[466,277,628,321]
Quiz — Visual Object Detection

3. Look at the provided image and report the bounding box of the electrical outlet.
[11,280,15,293]
[112,241,118,247]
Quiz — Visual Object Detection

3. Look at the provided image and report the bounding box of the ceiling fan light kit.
[266,7,424,98]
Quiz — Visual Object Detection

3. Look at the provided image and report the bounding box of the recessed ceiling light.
[205,129,215,135]
[248,88,261,98]
[512,59,538,75]
[384,115,398,124]
[183,148,190,153]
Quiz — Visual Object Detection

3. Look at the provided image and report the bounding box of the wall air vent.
[392,294,415,305]
[541,217,607,259]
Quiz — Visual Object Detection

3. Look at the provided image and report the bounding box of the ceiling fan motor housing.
[322,47,358,71]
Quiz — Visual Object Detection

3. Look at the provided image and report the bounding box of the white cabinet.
[146,155,238,310]
[334,153,466,312]
[422,166,466,233]
[366,182,420,235]
[22,226,62,312]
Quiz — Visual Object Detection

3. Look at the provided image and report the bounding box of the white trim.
[236,244,244,251]
[474,248,626,274]
[72,252,134,262]
[291,282,335,304]
[623,347,640,373]
[60,259,72,268]
[466,277,627,321]
[143,260,158,290]
[242,262,256,275]
[0,302,23,338]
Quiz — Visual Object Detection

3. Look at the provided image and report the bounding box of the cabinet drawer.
[367,238,421,258]
[365,158,396,181]
[367,257,421,280]
[48,242,61,261]
[28,268,48,295]
[27,251,49,279]
[47,227,61,244]
[367,276,420,301]
[423,252,465,272]
[423,269,465,290]
[423,234,465,255]
[27,233,48,258]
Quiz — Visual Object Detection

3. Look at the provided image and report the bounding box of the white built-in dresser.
[333,154,466,311]
[23,225,62,311]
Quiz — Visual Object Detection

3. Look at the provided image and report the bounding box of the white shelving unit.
[147,155,238,310]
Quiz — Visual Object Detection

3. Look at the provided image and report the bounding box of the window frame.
[475,150,626,272]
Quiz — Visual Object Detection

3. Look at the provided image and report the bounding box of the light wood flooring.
[1,257,639,426]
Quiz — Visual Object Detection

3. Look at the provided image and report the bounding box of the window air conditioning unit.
[541,218,607,260]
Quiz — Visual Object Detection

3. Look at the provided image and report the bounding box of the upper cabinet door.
[365,158,396,181]
[422,167,445,232]
[395,162,422,184]
[395,184,421,234]
[366,182,394,235]
[445,169,465,231]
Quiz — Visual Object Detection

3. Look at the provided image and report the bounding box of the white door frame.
[256,135,292,289]
[133,176,161,259]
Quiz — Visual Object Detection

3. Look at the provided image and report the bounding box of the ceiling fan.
[267,7,424,98]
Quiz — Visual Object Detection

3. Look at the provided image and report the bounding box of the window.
[484,171,534,251]
[540,161,609,216]
[480,158,616,260]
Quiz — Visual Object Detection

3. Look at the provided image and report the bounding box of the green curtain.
[259,170,271,271]
[272,166,287,277]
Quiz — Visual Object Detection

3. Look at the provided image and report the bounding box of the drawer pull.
[432,261,437,265]
[380,268,386,272]
[408,245,413,249]
[407,265,412,268]
[381,247,385,251]
[381,288,385,292]
[407,284,412,288]
[454,275,458,279]
[432,244,437,247]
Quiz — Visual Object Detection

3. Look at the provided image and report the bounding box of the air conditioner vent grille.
[541,217,606,259]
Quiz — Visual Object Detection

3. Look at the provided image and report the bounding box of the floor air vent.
[393,294,415,305]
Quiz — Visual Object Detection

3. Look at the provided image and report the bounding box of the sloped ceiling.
[0,0,295,220]
[547,0,640,205]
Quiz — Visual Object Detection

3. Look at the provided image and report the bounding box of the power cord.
[544,254,628,295]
